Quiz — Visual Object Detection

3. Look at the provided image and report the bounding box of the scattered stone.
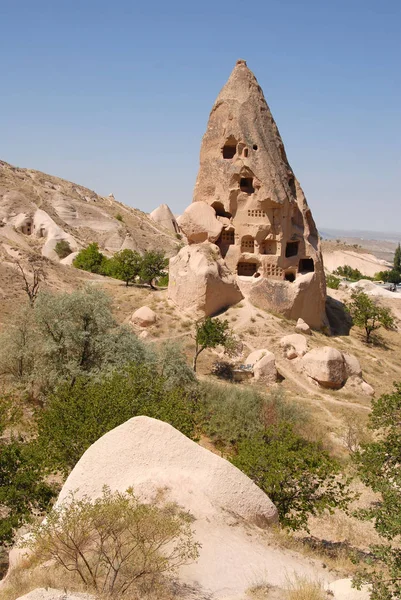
[360,381,375,396]
[177,201,223,244]
[190,60,326,328]
[150,204,180,235]
[131,306,157,327]
[343,353,362,378]
[295,317,312,335]
[168,242,243,317]
[279,334,308,359]
[301,346,346,389]
[245,349,277,383]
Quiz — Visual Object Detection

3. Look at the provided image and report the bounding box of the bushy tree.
[139,250,168,289]
[393,243,401,273]
[54,240,72,259]
[0,287,149,393]
[326,274,340,290]
[353,383,401,600]
[108,249,141,286]
[346,289,395,343]
[36,363,199,473]
[192,317,238,372]
[0,398,54,546]
[334,265,366,281]
[28,487,199,596]
[232,423,353,531]
[73,243,107,274]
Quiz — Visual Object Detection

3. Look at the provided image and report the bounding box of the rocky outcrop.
[168,242,243,317]
[189,60,326,328]
[57,416,278,526]
[177,201,223,244]
[295,317,312,335]
[131,306,157,327]
[245,349,277,383]
[150,204,180,234]
[301,346,374,394]
[279,334,308,359]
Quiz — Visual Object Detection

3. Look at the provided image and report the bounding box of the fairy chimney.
[189,59,326,328]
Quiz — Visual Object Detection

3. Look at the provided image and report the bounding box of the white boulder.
[279,334,308,359]
[295,317,312,335]
[168,242,243,317]
[301,346,346,389]
[131,306,157,327]
[177,201,223,244]
[245,349,277,383]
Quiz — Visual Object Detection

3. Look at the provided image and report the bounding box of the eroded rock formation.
[183,60,326,328]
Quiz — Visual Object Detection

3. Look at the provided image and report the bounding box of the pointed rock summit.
[184,59,326,328]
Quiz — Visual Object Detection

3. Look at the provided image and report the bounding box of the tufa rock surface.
[190,60,326,328]
[301,346,346,389]
[168,242,243,316]
[245,349,277,383]
[279,333,308,359]
[177,201,223,244]
[130,306,157,327]
[149,203,180,234]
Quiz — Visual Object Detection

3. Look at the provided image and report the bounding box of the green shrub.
[326,274,340,289]
[54,240,72,259]
[139,250,168,289]
[36,363,199,473]
[232,423,354,531]
[28,487,199,596]
[346,289,396,343]
[157,273,169,287]
[115,213,124,222]
[73,243,107,274]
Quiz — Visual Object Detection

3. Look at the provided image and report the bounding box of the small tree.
[73,243,107,274]
[393,243,401,273]
[192,317,238,372]
[139,250,168,289]
[109,249,142,286]
[54,240,72,259]
[28,487,199,596]
[326,274,340,290]
[346,289,395,343]
[353,383,401,599]
[232,424,353,531]
[15,260,44,306]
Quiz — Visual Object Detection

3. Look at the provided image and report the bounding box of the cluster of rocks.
[168,60,327,328]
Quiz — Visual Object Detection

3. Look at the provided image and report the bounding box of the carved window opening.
[285,241,299,258]
[237,262,257,276]
[247,209,266,218]
[240,178,254,194]
[243,148,249,157]
[222,137,237,159]
[221,230,235,245]
[285,271,296,282]
[253,144,258,150]
[241,236,254,253]
[260,240,277,255]
[22,221,33,235]
[265,264,283,278]
[299,258,314,273]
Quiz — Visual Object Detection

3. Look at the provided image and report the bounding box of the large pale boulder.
[245,349,277,383]
[33,209,77,261]
[131,306,157,327]
[57,416,278,526]
[149,204,180,234]
[343,353,362,378]
[301,346,346,389]
[168,242,243,317]
[177,201,223,244]
[279,334,308,359]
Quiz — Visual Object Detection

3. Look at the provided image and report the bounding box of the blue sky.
[1,0,400,232]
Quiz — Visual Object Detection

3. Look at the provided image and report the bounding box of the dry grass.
[285,576,327,600]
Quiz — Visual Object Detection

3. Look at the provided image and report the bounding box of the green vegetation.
[375,244,401,285]
[73,245,168,288]
[139,250,168,289]
[353,383,401,599]
[326,274,341,289]
[107,249,142,286]
[333,265,368,281]
[0,398,54,546]
[28,487,199,596]
[232,423,353,531]
[54,240,72,259]
[36,363,198,474]
[193,317,238,372]
[115,213,124,222]
[346,289,395,343]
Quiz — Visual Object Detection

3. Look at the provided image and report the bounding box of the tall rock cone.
[191,59,327,328]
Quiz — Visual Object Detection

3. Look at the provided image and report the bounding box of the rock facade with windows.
[178,60,326,328]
